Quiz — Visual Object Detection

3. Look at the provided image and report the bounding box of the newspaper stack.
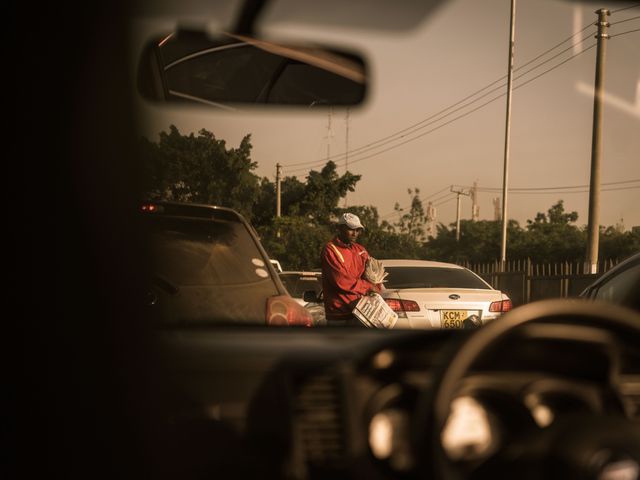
[353,293,398,329]
[363,257,388,284]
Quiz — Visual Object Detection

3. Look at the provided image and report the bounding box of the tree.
[345,205,423,259]
[600,227,640,261]
[424,219,524,263]
[522,200,585,262]
[139,125,261,221]
[257,217,331,271]
[296,161,361,224]
[393,188,427,241]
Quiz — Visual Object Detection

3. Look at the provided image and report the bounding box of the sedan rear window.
[384,266,490,290]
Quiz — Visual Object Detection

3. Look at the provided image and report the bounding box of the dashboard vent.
[293,372,346,468]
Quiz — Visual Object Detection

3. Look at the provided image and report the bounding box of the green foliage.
[296,161,361,224]
[139,125,260,221]
[347,205,423,259]
[392,188,427,241]
[600,227,640,261]
[521,200,585,262]
[425,220,524,263]
[140,127,637,267]
[257,217,331,271]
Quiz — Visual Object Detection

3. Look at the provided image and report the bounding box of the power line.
[460,179,640,191]
[609,14,640,25]
[610,3,640,14]
[287,42,596,177]
[610,27,640,37]
[380,187,454,220]
[283,25,596,172]
[326,43,597,172]
[433,196,457,207]
[476,185,640,195]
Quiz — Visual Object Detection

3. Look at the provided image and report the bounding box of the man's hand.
[363,258,388,284]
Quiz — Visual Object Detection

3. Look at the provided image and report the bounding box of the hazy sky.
[134,0,640,231]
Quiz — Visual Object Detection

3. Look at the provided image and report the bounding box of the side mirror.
[137,28,367,108]
[303,290,320,303]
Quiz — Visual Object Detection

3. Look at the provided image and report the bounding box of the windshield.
[130,0,640,328]
[384,267,491,290]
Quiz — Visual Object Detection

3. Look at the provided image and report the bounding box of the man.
[321,213,381,325]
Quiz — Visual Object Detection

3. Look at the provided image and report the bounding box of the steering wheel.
[413,298,640,480]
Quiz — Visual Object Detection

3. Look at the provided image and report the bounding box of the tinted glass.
[267,62,365,105]
[145,216,273,286]
[280,274,322,297]
[384,266,491,290]
[165,45,284,103]
[593,263,640,306]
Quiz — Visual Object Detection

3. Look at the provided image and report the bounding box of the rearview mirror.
[137,28,367,108]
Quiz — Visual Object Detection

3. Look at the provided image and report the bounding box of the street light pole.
[500,0,517,271]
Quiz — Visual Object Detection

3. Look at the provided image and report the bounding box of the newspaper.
[353,293,398,329]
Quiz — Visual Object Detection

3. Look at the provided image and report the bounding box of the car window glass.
[267,62,365,105]
[165,45,284,103]
[146,216,272,286]
[593,263,640,305]
[384,267,491,290]
[280,274,322,297]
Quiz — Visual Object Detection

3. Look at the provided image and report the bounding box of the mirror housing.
[137,28,367,108]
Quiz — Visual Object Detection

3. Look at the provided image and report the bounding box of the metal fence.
[461,259,620,306]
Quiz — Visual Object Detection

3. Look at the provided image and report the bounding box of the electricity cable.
[610,3,640,14]
[283,25,596,171]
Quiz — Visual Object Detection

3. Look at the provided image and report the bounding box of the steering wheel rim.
[414,298,640,480]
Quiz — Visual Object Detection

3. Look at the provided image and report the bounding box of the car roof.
[380,259,466,269]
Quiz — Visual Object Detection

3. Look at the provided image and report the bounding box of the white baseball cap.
[338,212,364,230]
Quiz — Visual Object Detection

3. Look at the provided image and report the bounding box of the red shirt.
[321,237,380,320]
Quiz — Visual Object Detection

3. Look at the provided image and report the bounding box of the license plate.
[440,310,470,329]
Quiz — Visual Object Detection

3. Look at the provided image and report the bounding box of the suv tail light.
[266,295,313,327]
[384,298,420,318]
[489,299,513,313]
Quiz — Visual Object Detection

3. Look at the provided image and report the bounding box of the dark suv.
[141,201,312,326]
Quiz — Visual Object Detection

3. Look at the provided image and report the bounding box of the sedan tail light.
[489,299,513,313]
[384,298,420,318]
[266,295,313,327]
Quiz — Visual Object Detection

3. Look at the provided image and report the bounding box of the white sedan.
[380,259,512,329]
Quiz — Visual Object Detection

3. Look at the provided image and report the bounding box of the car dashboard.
[153,302,640,480]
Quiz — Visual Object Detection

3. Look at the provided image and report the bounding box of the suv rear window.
[145,216,272,286]
[384,266,490,290]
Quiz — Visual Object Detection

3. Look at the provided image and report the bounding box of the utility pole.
[276,163,282,218]
[500,0,517,271]
[344,108,350,207]
[586,8,610,274]
[451,187,471,242]
[275,163,282,238]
